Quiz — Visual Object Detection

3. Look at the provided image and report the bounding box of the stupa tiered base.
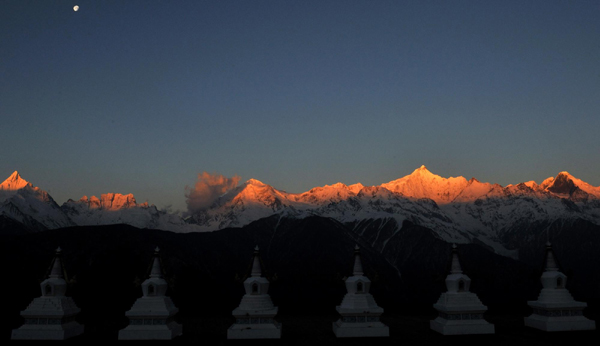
[11,320,84,340]
[524,304,596,332]
[227,312,281,339]
[118,297,182,340]
[118,320,182,340]
[430,312,494,335]
[430,295,495,335]
[332,315,389,337]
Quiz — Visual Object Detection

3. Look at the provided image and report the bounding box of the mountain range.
[2,167,600,259]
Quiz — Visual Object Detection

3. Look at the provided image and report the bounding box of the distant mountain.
[61,194,194,232]
[2,167,600,261]
[0,171,74,231]
[381,165,471,204]
[187,166,600,259]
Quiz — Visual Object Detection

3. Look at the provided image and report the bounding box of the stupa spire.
[48,247,64,279]
[544,242,558,272]
[251,246,262,277]
[149,247,163,278]
[450,244,462,274]
[353,245,364,276]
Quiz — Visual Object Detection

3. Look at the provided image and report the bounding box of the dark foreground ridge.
[1,215,599,344]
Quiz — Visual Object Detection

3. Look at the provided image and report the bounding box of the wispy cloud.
[185,172,241,214]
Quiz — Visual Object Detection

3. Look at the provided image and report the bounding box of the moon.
[73,5,79,12]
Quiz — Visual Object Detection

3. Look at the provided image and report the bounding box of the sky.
[1,0,599,211]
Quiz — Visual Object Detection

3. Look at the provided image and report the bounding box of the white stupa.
[227,246,282,339]
[118,247,182,340]
[430,244,494,335]
[11,247,84,340]
[332,245,389,338]
[524,242,596,332]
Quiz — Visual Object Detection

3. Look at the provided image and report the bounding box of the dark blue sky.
[2,1,599,210]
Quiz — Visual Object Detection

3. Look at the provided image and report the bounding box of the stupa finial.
[544,242,558,272]
[450,244,462,274]
[48,247,64,279]
[251,246,262,277]
[149,246,163,278]
[353,245,364,276]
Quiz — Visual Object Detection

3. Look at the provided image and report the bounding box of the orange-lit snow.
[380,165,470,204]
[0,171,32,191]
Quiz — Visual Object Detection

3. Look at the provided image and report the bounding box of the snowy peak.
[69,193,140,211]
[101,193,138,210]
[356,185,395,199]
[416,164,431,174]
[540,177,555,190]
[523,181,539,190]
[228,179,290,209]
[547,172,579,196]
[0,171,74,230]
[245,178,267,187]
[348,183,365,194]
[451,178,493,203]
[545,171,600,199]
[381,166,468,204]
[296,182,364,204]
[0,171,32,191]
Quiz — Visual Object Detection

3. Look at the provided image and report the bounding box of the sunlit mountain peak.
[0,171,32,191]
[381,166,469,204]
[245,178,266,186]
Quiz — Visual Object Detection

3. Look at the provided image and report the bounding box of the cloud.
[185,172,241,214]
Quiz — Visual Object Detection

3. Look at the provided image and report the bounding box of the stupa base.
[11,321,84,340]
[332,320,389,338]
[430,317,495,335]
[227,322,281,339]
[118,321,182,340]
[524,315,596,332]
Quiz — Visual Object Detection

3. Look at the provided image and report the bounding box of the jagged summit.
[544,171,600,198]
[0,171,74,230]
[67,193,139,210]
[246,178,266,186]
[3,167,600,242]
[0,171,32,191]
[410,165,433,176]
[539,177,555,189]
[381,166,469,204]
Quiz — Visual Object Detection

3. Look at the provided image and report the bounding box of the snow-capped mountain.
[3,167,600,260]
[0,172,193,233]
[187,166,600,257]
[381,165,470,204]
[0,172,74,230]
[61,193,194,232]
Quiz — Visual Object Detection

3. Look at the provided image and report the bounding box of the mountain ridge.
[2,168,600,260]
